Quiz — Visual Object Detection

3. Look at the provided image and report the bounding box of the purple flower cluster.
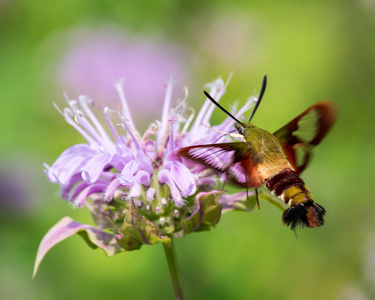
[45,76,254,210]
[34,76,259,277]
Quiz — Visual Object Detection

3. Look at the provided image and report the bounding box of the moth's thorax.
[240,122,288,165]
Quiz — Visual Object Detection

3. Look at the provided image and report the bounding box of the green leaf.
[33,217,122,278]
[116,200,170,251]
[180,191,223,235]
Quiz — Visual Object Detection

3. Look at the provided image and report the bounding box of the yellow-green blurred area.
[1,0,375,299]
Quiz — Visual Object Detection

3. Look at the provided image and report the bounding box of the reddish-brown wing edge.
[273,101,337,174]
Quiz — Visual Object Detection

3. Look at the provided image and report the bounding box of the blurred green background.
[1,0,375,299]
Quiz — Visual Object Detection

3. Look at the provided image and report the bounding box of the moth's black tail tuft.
[282,200,326,230]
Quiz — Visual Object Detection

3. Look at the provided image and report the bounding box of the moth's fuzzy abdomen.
[265,168,326,230]
[282,201,326,230]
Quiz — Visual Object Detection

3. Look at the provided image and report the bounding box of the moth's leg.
[255,188,260,209]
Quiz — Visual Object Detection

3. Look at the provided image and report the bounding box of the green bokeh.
[1,1,374,299]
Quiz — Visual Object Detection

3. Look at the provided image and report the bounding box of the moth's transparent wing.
[178,142,262,188]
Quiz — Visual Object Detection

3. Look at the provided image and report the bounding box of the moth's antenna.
[248,75,267,122]
[203,91,244,125]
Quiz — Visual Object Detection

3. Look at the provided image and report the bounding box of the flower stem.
[163,238,185,300]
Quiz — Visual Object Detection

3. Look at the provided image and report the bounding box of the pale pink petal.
[33,217,122,278]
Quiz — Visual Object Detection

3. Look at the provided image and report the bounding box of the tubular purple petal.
[146,187,156,202]
[52,155,91,186]
[115,79,137,135]
[157,78,174,151]
[61,173,84,199]
[190,78,225,134]
[120,121,153,175]
[78,96,114,148]
[129,170,151,198]
[103,107,125,149]
[104,177,122,202]
[164,161,197,197]
[74,183,108,208]
[119,160,140,184]
[158,169,183,207]
[82,153,113,184]
[69,181,91,202]
[63,108,98,147]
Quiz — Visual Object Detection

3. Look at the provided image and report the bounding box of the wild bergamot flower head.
[33,76,261,278]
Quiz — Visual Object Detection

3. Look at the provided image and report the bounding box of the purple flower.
[34,75,259,277]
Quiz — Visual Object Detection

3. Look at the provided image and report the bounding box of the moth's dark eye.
[238,126,244,135]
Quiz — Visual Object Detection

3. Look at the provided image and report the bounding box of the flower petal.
[54,156,90,185]
[118,160,139,184]
[33,217,123,278]
[166,161,197,197]
[60,173,83,199]
[158,169,183,206]
[45,144,96,185]
[82,153,112,183]
[146,187,156,202]
[104,177,122,202]
[74,183,108,208]
[129,170,151,198]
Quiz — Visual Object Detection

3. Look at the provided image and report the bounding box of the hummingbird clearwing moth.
[178,76,337,230]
